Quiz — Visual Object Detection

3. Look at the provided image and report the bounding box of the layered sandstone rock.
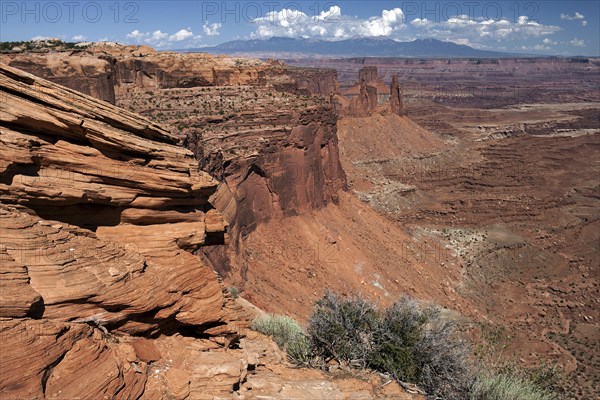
[0,63,248,398]
[0,62,241,332]
[109,55,347,238]
[1,44,342,100]
[0,318,139,399]
[106,45,341,98]
[113,52,265,92]
[199,99,346,236]
[284,67,340,96]
[0,52,116,103]
[0,44,340,99]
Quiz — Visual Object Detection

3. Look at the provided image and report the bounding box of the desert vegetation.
[251,314,311,364]
[252,292,559,400]
[470,370,558,400]
[0,39,88,52]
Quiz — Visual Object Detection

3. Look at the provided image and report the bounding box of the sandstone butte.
[0,62,423,399]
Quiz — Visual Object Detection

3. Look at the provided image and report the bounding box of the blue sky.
[1,1,598,55]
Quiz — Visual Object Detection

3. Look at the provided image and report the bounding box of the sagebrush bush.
[307,293,471,399]
[470,372,558,400]
[252,293,559,400]
[368,297,428,382]
[414,309,472,399]
[251,314,310,364]
[308,292,379,368]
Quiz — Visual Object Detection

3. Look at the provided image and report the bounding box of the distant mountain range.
[186,37,529,58]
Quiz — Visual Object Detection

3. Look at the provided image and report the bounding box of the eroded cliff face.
[1,45,348,278]
[105,48,347,239]
[0,45,340,105]
[114,51,265,92]
[0,52,116,103]
[282,67,340,96]
[358,66,379,83]
[184,90,346,237]
[0,47,347,230]
[0,63,248,398]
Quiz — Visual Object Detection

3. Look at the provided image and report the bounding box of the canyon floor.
[330,62,599,397]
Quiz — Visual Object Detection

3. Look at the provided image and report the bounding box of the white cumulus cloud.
[252,6,406,40]
[169,28,193,42]
[410,14,561,47]
[203,22,222,36]
[72,34,87,41]
[125,28,202,48]
[561,12,587,26]
[570,38,585,47]
[150,30,168,41]
[314,5,342,21]
[126,30,145,40]
[560,12,585,20]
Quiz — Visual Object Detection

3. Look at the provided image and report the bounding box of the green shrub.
[285,333,311,365]
[470,372,558,400]
[368,298,428,382]
[528,363,561,393]
[227,286,240,299]
[308,292,379,368]
[253,293,558,400]
[251,314,310,365]
[307,293,471,399]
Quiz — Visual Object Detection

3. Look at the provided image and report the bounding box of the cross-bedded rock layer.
[0,63,248,398]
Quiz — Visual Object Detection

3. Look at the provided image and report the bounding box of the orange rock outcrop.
[0,63,247,398]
